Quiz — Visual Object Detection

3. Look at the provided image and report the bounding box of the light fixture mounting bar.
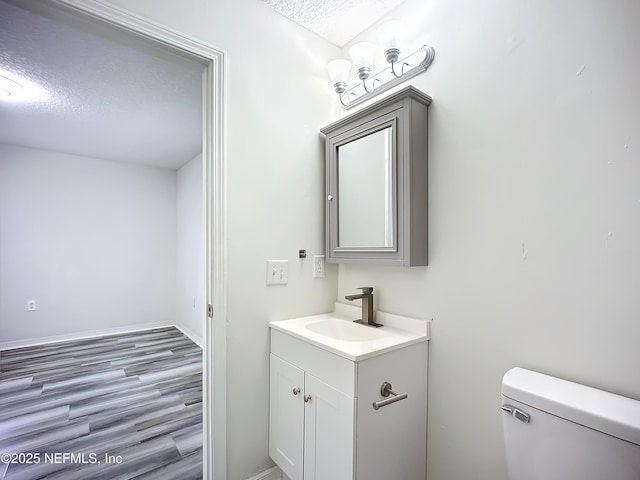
[340,45,435,110]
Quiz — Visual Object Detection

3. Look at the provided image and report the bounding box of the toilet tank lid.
[502,367,640,446]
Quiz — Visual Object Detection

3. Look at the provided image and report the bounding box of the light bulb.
[377,20,405,63]
[348,42,376,80]
[326,59,351,93]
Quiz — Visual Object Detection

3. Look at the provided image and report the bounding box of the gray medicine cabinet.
[320,86,432,266]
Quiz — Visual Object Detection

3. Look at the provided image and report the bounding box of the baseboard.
[174,323,203,348]
[245,466,282,480]
[0,321,176,352]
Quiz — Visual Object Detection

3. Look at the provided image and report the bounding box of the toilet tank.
[501,367,640,480]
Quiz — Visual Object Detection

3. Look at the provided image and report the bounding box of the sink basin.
[269,303,429,361]
[305,318,386,342]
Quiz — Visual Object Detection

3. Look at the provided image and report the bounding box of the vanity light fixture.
[326,20,435,109]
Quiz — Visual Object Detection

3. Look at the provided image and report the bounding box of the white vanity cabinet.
[270,352,355,480]
[269,326,428,480]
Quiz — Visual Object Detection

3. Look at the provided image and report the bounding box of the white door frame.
[49,1,227,478]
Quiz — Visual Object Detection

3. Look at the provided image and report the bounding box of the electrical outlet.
[313,255,325,278]
[266,260,288,285]
[27,300,37,311]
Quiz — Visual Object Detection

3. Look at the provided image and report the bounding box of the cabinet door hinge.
[207,304,214,318]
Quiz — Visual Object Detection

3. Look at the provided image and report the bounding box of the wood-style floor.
[0,327,203,480]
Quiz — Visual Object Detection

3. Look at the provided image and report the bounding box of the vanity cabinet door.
[269,354,304,480]
[303,373,355,480]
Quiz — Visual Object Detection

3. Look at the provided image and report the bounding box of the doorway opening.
[0,0,226,478]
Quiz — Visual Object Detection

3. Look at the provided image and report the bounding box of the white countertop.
[269,303,430,361]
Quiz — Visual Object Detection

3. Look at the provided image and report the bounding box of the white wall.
[0,144,177,346]
[176,153,204,345]
[97,1,340,478]
[6,2,638,479]
[336,0,640,479]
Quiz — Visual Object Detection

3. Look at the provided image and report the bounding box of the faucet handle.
[357,286,373,294]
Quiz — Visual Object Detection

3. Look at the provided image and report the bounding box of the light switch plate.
[266,260,288,285]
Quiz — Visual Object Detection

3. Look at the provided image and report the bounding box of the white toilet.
[501,367,640,480]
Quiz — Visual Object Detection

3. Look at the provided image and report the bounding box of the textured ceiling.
[261,0,407,47]
[0,0,406,169]
[0,0,204,170]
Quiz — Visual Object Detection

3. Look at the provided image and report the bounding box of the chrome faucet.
[345,287,383,328]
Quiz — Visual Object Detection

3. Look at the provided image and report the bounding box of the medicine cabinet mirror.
[320,86,431,266]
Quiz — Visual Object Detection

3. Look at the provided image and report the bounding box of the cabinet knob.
[304,394,312,403]
[292,387,301,396]
[327,195,333,201]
